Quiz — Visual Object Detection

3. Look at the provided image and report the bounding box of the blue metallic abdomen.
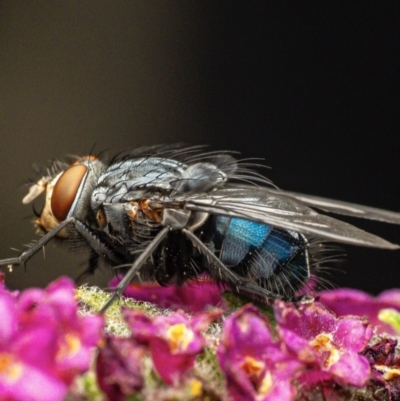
[215,216,310,297]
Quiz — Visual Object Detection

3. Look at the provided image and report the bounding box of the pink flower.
[110,275,226,312]
[318,288,400,334]
[17,277,104,384]
[0,277,104,401]
[123,308,221,384]
[217,305,302,401]
[0,288,66,401]
[274,300,372,387]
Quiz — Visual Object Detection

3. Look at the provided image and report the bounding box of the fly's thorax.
[23,156,106,237]
[90,156,232,209]
[93,198,163,241]
[94,195,210,238]
[90,157,187,208]
[144,200,209,230]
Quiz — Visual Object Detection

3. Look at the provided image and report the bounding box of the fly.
[1,144,399,312]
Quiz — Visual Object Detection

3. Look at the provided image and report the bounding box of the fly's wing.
[267,189,400,224]
[169,187,399,249]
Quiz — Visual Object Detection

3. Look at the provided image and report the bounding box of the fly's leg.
[99,227,170,313]
[0,218,74,268]
[0,217,121,268]
[182,228,294,301]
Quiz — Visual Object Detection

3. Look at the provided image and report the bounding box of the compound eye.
[51,164,88,221]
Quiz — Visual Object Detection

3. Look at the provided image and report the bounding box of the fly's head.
[23,156,105,237]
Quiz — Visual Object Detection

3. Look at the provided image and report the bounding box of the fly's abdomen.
[215,216,310,297]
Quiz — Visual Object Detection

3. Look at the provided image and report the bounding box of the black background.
[0,2,399,294]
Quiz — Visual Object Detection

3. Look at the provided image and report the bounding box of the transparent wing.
[161,187,399,249]
[267,189,400,224]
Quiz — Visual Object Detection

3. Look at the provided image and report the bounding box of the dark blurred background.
[0,2,399,294]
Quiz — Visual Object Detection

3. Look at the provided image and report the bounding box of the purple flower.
[96,335,145,401]
[318,288,400,334]
[123,308,221,384]
[0,287,67,401]
[110,275,227,312]
[274,300,372,387]
[217,305,302,401]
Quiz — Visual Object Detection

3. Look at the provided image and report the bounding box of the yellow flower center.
[241,355,264,376]
[166,323,194,353]
[310,333,341,368]
[240,356,273,398]
[57,333,82,359]
[0,353,23,383]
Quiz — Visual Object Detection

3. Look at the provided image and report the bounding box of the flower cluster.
[0,277,103,401]
[96,297,379,401]
[217,302,373,401]
[103,276,400,400]
[217,305,302,401]
[276,301,372,387]
[3,273,400,401]
[97,307,222,400]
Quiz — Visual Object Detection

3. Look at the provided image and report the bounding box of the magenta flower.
[17,277,104,384]
[123,308,221,384]
[217,304,302,401]
[274,300,372,387]
[110,275,226,312]
[0,287,67,401]
[318,288,400,334]
[96,335,145,401]
[0,276,103,401]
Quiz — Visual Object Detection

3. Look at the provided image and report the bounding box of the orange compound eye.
[51,164,88,221]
